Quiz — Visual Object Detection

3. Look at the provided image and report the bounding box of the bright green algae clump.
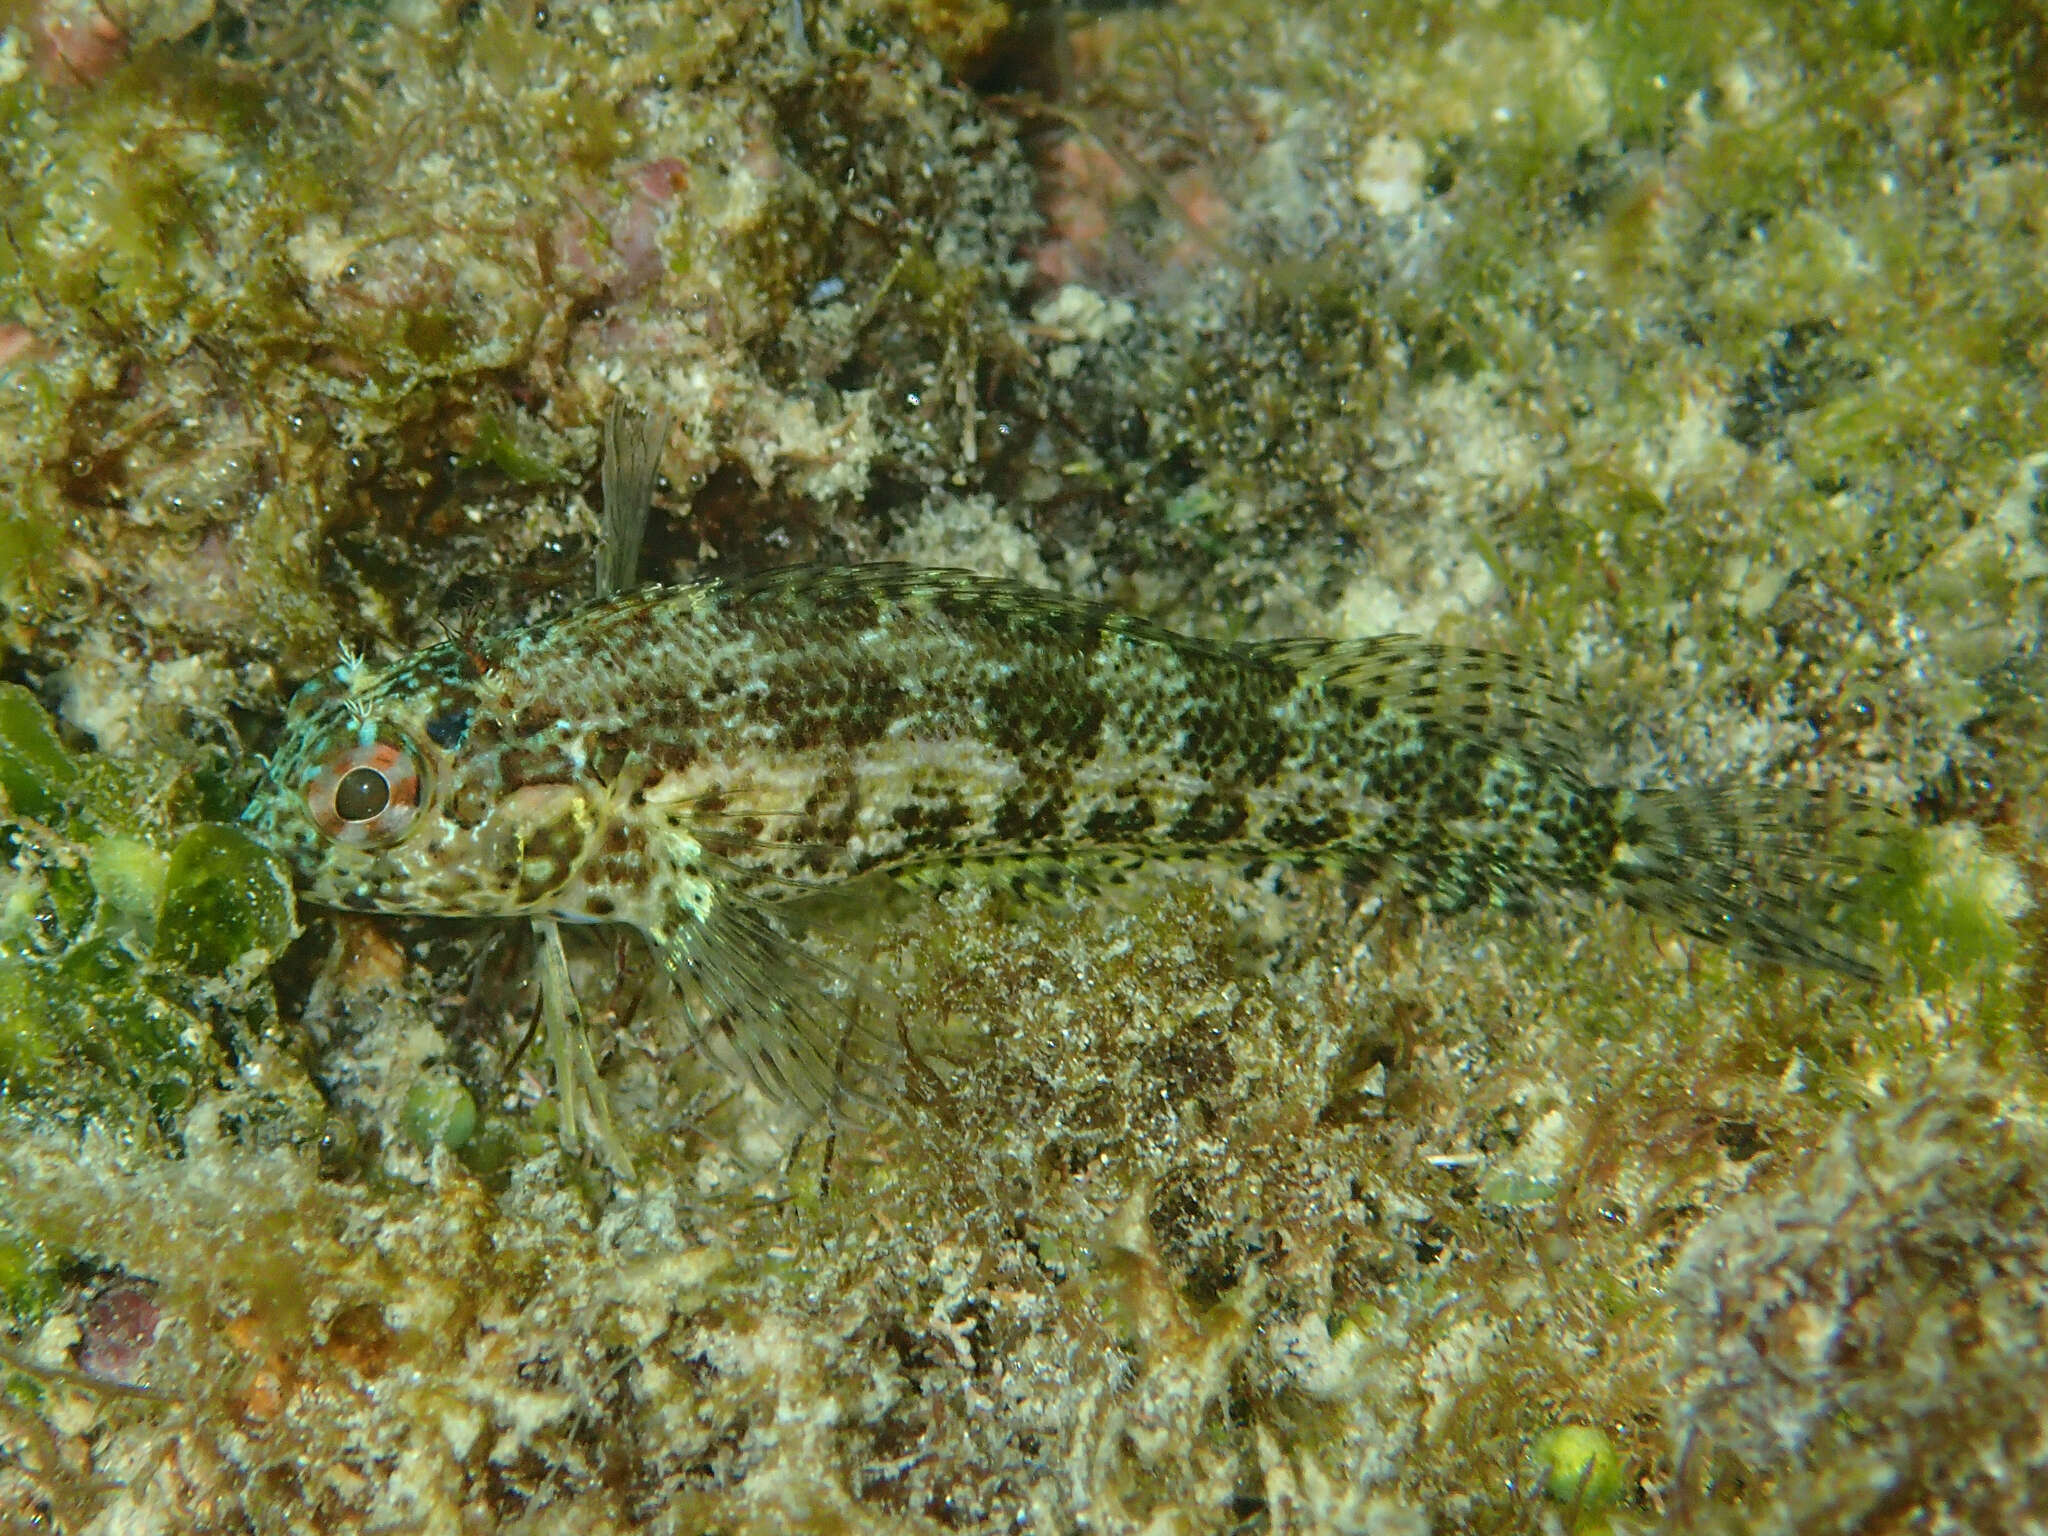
[0,684,299,1125]
[0,0,2045,1533]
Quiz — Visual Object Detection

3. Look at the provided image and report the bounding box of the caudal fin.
[1605,786,1897,982]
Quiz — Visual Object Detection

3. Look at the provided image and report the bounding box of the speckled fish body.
[244,564,1879,1107]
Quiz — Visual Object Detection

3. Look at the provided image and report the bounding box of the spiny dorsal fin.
[595,402,673,600]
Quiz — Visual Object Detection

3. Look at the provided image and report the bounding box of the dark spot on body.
[982,652,1106,761]
[642,734,699,775]
[993,792,1066,844]
[1237,731,1287,785]
[993,796,1032,842]
[590,731,635,780]
[922,793,972,832]
[498,747,568,787]
[584,893,616,917]
[1168,795,1248,844]
[1082,800,1155,840]
[890,793,974,855]
[447,778,494,827]
[1265,813,1342,849]
[1027,794,1064,840]
[425,707,472,748]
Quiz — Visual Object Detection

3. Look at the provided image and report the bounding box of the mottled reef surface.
[3,0,2047,1532]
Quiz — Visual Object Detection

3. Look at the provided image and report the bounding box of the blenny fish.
[243,420,1883,1138]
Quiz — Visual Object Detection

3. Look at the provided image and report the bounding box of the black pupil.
[334,766,391,821]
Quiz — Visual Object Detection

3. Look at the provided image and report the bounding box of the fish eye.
[307,739,423,848]
[334,766,391,821]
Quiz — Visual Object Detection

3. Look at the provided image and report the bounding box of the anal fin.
[889,848,1151,903]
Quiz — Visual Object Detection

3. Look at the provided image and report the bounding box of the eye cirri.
[305,735,424,848]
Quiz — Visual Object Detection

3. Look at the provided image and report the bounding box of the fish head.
[242,644,602,919]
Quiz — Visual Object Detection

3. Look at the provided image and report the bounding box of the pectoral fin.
[649,887,895,1119]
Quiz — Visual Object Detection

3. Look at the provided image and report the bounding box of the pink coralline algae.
[76,1279,161,1385]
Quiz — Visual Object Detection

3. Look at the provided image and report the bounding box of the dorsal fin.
[595,402,673,600]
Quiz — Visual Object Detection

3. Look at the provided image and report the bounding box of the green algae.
[1534,1422,1625,1512]
[84,834,167,943]
[400,1069,478,1152]
[0,688,297,1126]
[0,1227,58,1324]
[153,823,295,979]
[457,410,578,487]
[0,683,75,822]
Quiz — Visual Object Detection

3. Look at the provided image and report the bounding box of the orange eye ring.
[307,740,422,848]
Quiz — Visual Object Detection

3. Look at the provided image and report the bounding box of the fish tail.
[1602,785,1896,981]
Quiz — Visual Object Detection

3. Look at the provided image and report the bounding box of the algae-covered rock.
[1,0,2044,1532]
[1667,1077,2048,1532]
[0,0,1040,686]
